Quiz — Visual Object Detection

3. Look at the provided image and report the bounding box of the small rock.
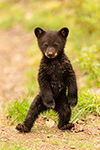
[62,139,66,142]
[1,137,10,142]
[86,115,96,121]
[75,119,85,124]
[79,125,84,132]
[74,125,84,133]
[46,119,55,128]
[70,145,76,149]
[42,139,45,142]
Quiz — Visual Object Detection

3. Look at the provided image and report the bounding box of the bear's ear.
[34,27,45,39]
[59,27,69,39]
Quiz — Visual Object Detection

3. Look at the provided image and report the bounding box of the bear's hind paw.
[59,123,74,130]
[16,123,30,133]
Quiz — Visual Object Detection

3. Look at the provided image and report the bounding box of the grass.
[6,97,31,124]
[5,90,100,124]
[71,90,100,121]
[0,142,31,150]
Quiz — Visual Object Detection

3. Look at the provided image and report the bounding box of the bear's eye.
[44,43,48,48]
[54,44,58,48]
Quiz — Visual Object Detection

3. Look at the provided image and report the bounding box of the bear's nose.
[48,51,54,57]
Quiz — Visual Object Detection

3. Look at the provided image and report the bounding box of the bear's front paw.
[16,123,30,133]
[68,97,77,107]
[44,99,55,109]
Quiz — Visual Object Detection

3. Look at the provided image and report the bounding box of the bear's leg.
[55,100,74,130]
[16,94,47,132]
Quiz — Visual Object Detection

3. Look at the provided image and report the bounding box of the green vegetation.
[77,45,100,89]
[6,97,31,124]
[6,90,100,123]
[0,0,100,124]
[72,90,100,121]
[0,142,31,150]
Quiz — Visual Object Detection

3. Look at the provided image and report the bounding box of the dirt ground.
[0,27,100,150]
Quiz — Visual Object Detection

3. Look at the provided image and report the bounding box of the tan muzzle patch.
[45,51,58,59]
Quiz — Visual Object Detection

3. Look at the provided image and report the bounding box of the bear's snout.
[45,47,57,59]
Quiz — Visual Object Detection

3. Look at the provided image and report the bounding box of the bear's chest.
[48,63,65,80]
[48,63,67,95]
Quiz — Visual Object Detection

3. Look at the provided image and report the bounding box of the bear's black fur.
[16,27,78,132]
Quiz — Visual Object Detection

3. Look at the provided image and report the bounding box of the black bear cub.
[16,27,78,132]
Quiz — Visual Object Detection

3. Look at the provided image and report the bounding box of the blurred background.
[1,0,100,91]
[0,1,100,149]
[0,0,100,122]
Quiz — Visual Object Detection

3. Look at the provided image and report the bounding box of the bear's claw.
[60,123,74,130]
[16,123,30,133]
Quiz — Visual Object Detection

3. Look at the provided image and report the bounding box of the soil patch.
[0,25,32,127]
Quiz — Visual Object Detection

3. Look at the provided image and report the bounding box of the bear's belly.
[51,80,65,96]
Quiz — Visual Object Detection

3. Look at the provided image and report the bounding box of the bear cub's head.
[34,27,69,59]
